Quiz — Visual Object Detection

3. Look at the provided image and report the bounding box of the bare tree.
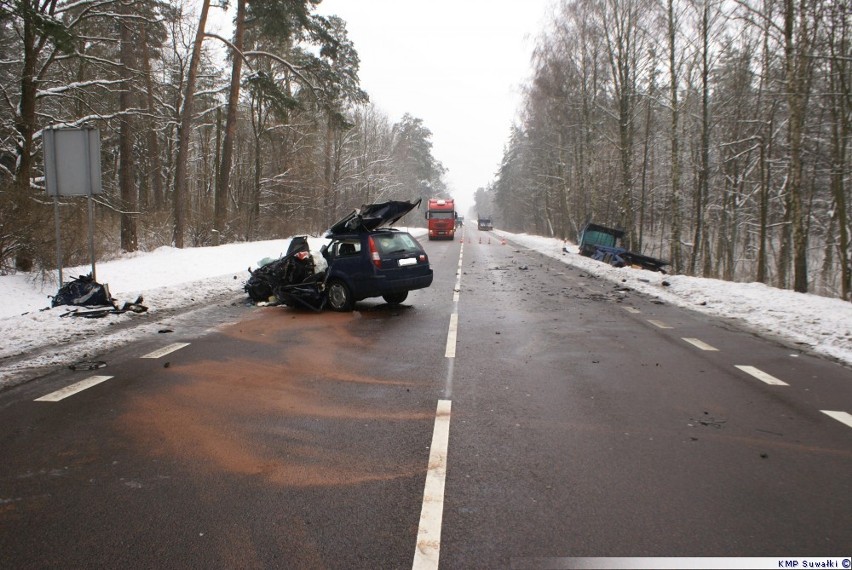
[782,0,821,292]
[825,0,850,300]
[172,0,211,248]
[667,0,686,273]
[600,0,649,246]
[213,0,245,246]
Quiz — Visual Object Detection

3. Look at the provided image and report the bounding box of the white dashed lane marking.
[734,365,789,386]
[648,319,673,329]
[140,342,190,359]
[682,338,719,352]
[35,375,113,402]
[34,342,189,402]
[821,410,852,429]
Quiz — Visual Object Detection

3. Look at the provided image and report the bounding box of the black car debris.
[244,199,433,311]
[51,274,148,318]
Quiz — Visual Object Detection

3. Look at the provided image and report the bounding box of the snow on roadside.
[496,230,852,367]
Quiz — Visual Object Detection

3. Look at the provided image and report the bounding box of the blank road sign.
[43,127,102,197]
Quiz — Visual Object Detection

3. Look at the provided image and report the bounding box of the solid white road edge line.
[35,375,114,402]
[734,365,789,386]
[821,410,852,429]
[412,399,452,570]
[140,342,190,359]
[682,337,719,351]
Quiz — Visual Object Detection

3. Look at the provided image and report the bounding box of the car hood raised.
[325,199,422,236]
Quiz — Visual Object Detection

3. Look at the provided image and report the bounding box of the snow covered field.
[1,227,849,389]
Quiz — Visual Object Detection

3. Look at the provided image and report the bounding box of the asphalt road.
[1,227,850,569]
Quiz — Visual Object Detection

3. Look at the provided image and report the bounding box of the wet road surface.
[1,227,850,568]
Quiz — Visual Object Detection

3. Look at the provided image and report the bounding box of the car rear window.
[373,233,420,254]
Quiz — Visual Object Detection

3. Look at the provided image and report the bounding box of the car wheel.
[326,279,354,311]
[382,291,408,305]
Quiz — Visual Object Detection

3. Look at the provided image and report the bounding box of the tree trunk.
[757,140,770,283]
[15,11,37,199]
[140,23,164,212]
[215,0,246,246]
[119,13,138,252]
[668,0,682,273]
[618,89,635,245]
[173,0,211,249]
[12,10,39,270]
[602,0,639,245]
[639,76,654,251]
[777,190,792,289]
[829,54,850,300]
[323,116,335,228]
[756,1,775,285]
[688,0,711,276]
[251,132,262,240]
[784,0,816,293]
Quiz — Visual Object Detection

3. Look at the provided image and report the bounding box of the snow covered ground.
[1,227,849,390]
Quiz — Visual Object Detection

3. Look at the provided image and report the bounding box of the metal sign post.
[43,126,102,284]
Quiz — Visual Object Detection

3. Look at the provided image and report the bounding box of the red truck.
[425,198,456,240]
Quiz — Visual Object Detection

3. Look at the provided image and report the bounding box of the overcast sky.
[314,1,555,212]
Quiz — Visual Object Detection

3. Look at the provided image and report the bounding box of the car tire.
[382,291,408,305]
[326,279,354,311]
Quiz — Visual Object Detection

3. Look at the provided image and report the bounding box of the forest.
[480,0,850,300]
[0,0,447,277]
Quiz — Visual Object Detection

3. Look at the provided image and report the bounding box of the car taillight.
[368,236,382,268]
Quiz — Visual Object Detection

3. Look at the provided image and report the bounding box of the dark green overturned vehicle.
[577,222,668,273]
[245,200,433,311]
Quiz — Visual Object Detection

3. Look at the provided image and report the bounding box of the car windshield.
[373,233,420,254]
[429,212,454,219]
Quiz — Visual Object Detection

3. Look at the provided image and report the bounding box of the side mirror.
[320,244,330,260]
